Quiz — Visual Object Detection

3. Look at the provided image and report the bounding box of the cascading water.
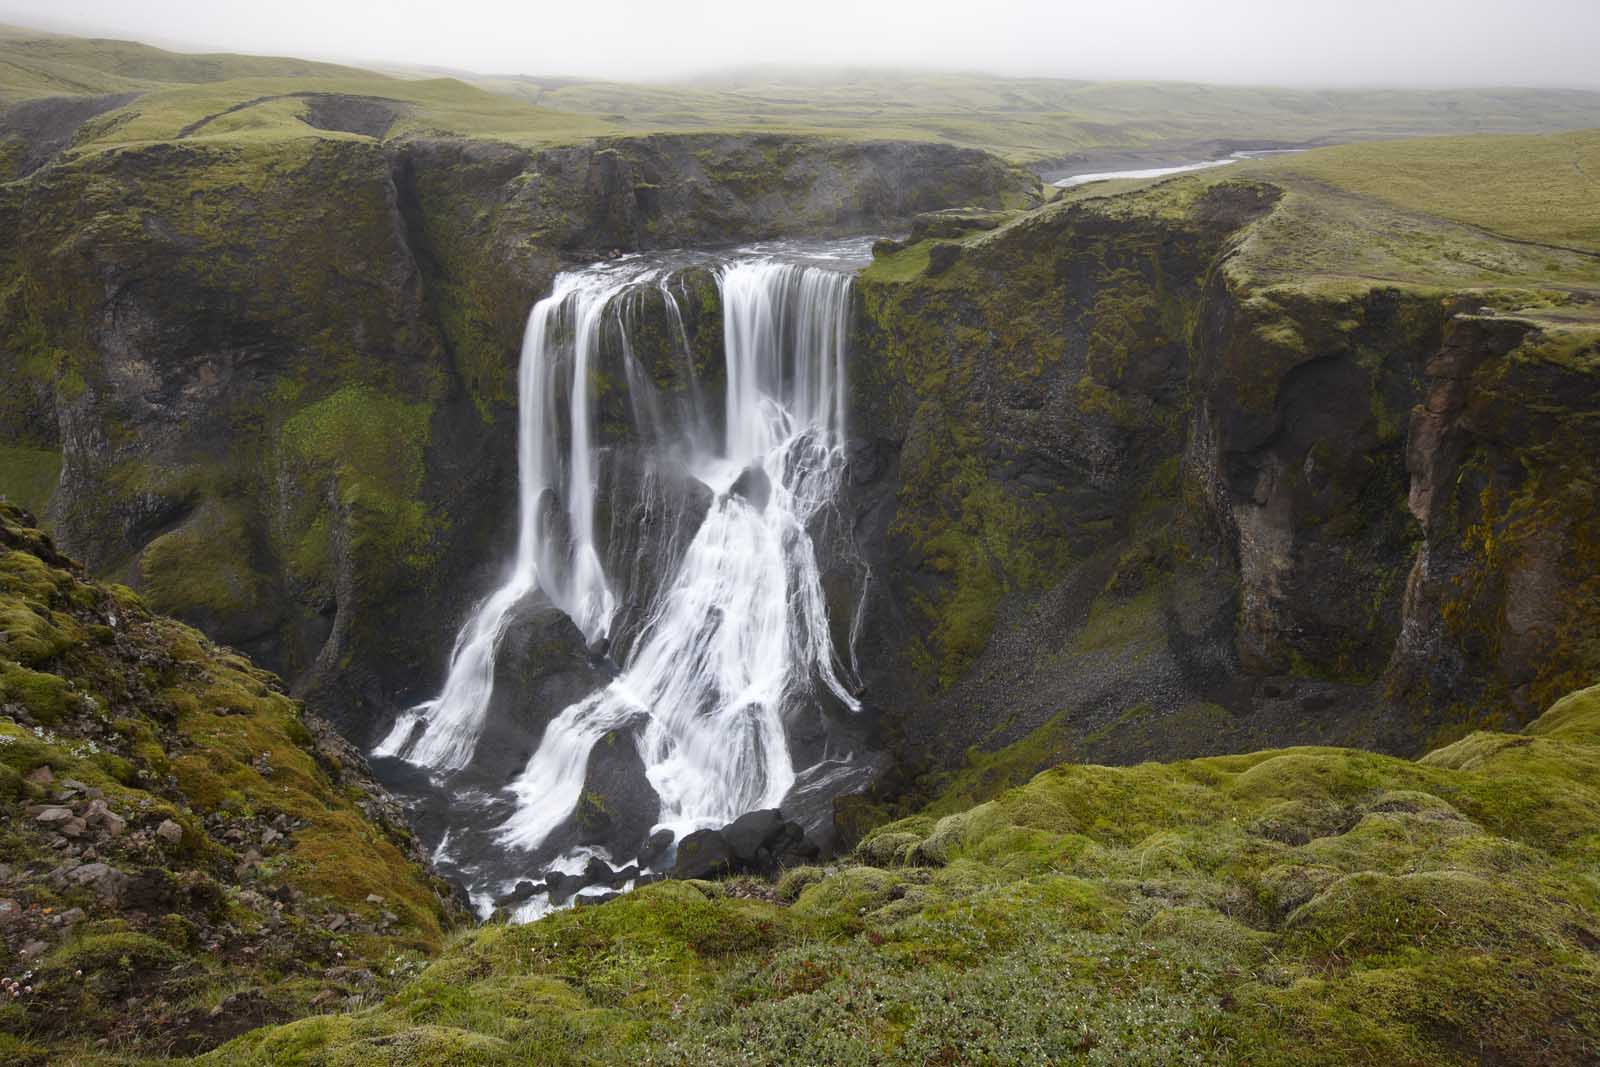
[373,269,630,773]
[499,260,859,853]
[375,243,871,914]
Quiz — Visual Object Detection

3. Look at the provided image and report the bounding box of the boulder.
[639,828,674,869]
[672,829,735,880]
[727,464,771,512]
[722,809,785,863]
[65,862,125,900]
[671,811,819,881]
[85,799,126,837]
[581,856,617,888]
[570,731,660,860]
[492,880,542,908]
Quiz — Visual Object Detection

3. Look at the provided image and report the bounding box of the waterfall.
[378,248,864,891]
[499,260,860,851]
[373,268,631,772]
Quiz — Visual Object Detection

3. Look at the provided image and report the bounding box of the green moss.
[0,659,72,723]
[139,498,268,620]
[0,502,457,1060]
[860,240,934,285]
[155,681,1600,1066]
[46,928,185,974]
[1526,681,1600,744]
[279,383,439,583]
[0,443,61,515]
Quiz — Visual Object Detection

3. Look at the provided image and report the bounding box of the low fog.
[4,0,1598,88]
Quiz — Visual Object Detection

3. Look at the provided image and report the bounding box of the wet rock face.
[846,184,1286,769]
[569,732,661,860]
[471,596,612,780]
[726,463,771,511]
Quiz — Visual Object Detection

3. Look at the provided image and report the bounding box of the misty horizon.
[4,0,1599,91]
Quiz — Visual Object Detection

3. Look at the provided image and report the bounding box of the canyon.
[1,29,1598,1065]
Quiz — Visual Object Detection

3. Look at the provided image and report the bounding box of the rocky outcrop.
[0,132,1038,750]
[1386,315,1600,729]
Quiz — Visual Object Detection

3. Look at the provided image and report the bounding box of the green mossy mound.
[0,503,457,1061]
[187,681,1600,1066]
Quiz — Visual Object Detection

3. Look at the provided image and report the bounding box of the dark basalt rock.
[570,731,660,859]
[924,242,962,276]
[300,93,403,139]
[727,464,771,512]
[493,880,542,908]
[671,809,818,880]
[722,808,785,861]
[639,828,675,869]
[581,856,618,887]
[469,593,609,783]
[672,829,735,880]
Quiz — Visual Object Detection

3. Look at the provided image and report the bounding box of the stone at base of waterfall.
[475,595,610,782]
[495,880,542,908]
[672,829,735,879]
[727,464,771,512]
[639,828,674,869]
[503,857,646,908]
[670,809,819,880]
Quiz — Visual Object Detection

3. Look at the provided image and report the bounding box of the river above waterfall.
[369,238,880,919]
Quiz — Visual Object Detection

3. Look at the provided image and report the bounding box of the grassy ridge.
[503,72,1600,164]
[0,24,363,102]
[1254,130,1600,251]
[0,504,458,1062]
[77,74,613,149]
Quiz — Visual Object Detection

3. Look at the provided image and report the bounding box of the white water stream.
[378,250,863,877]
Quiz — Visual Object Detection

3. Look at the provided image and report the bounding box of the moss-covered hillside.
[0,503,459,1063]
[145,680,1600,1066]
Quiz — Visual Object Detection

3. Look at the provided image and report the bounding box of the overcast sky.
[5,0,1598,87]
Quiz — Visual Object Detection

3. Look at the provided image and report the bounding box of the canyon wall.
[847,181,1600,790]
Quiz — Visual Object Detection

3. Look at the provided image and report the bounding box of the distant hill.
[2,26,1600,167]
[0,23,365,101]
[471,67,1600,166]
